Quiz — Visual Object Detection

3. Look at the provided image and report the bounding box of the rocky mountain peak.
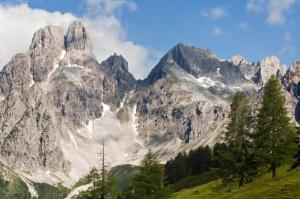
[30,25,65,50]
[102,53,129,73]
[145,43,247,86]
[259,55,287,84]
[101,53,136,95]
[290,61,300,72]
[260,55,281,68]
[65,21,92,52]
[285,61,300,85]
[167,43,216,62]
[230,55,249,66]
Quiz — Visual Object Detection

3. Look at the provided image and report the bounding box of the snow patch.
[60,50,66,60]
[86,120,93,138]
[132,105,145,148]
[196,77,216,88]
[29,73,35,87]
[102,102,110,115]
[62,64,84,69]
[47,50,66,79]
[119,95,126,110]
[189,74,225,89]
[68,132,79,149]
[231,86,242,90]
[216,68,222,77]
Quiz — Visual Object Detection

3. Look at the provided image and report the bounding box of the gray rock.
[65,21,92,52]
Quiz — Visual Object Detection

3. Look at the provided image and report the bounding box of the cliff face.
[0,22,299,186]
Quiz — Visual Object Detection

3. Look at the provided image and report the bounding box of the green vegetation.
[0,162,70,199]
[169,166,300,199]
[130,151,165,199]
[33,183,69,199]
[164,146,213,185]
[167,170,218,193]
[109,164,139,193]
[74,166,120,199]
[0,163,31,199]
[254,75,296,179]
[162,76,300,198]
[216,91,257,186]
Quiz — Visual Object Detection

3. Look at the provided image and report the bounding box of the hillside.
[169,166,300,199]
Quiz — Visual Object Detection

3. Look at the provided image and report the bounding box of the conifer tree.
[223,91,256,186]
[254,75,296,179]
[132,151,165,199]
[165,152,188,184]
[292,127,300,169]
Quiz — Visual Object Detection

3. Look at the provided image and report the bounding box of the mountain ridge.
[0,21,299,189]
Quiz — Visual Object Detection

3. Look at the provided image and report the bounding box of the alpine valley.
[0,21,300,198]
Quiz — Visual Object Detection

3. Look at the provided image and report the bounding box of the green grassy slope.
[33,183,69,199]
[0,163,31,199]
[169,166,300,199]
[0,162,70,199]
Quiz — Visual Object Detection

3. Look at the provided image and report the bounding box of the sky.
[0,0,300,79]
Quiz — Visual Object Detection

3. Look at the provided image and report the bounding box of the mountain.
[0,21,299,193]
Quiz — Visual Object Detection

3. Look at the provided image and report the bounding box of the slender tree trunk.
[239,172,244,187]
[272,163,276,179]
[239,176,244,187]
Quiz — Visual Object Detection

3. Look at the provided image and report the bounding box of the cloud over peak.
[0,3,154,79]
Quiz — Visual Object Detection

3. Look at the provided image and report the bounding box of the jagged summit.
[30,25,65,50]
[102,53,130,73]
[144,43,247,86]
[258,55,287,84]
[230,55,250,66]
[101,53,136,95]
[65,21,92,52]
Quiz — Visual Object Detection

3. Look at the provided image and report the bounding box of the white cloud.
[0,3,155,79]
[212,27,223,36]
[280,31,295,55]
[267,0,296,25]
[84,0,137,14]
[247,0,266,11]
[238,21,249,30]
[247,0,297,25]
[202,7,226,20]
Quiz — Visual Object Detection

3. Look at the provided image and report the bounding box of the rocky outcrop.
[100,54,136,104]
[0,86,66,171]
[65,21,92,52]
[147,44,251,88]
[230,55,260,81]
[256,56,287,85]
[0,21,135,175]
[30,26,65,82]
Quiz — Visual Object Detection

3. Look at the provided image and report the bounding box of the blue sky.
[0,0,300,78]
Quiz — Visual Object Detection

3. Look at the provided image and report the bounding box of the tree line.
[165,75,300,188]
[75,75,300,198]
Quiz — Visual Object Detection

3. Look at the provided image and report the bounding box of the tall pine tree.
[254,75,296,179]
[132,151,165,199]
[224,91,256,187]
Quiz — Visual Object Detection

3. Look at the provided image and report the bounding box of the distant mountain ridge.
[0,21,299,190]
